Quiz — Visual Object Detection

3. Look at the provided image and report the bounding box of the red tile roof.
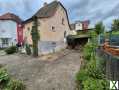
[0,12,22,23]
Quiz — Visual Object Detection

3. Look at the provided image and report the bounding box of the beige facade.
[23,4,70,45]
[23,1,71,54]
[23,21,33,44]
[39,5,70,42]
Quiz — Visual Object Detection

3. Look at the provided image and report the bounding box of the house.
[70,20,90,33]
[67,20,92,48]
[0,13,23,48]
[23,1,70,54]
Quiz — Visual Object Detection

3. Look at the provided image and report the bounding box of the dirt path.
[0,49,81,90]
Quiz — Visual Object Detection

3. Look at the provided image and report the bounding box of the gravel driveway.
[0,49,81,90]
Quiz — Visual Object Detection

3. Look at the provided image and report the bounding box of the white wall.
[75,22,83,31]
[0,20,17,47]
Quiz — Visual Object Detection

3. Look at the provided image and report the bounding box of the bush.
[82,78,108,90]
[76,54,107,90]
[5,80,25,90]
[5,46,17,54]
[76,33,108,90]
[0,68,9,85]
[86,59,105,79]
[76,69,88,82]
[83,42,93,61]
[96,56,106,74]
[25,44,31,55]
[0,68,25,90]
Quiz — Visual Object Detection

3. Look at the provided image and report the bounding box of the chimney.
[44,2,47,6]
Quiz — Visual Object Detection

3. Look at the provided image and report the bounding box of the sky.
[0,0,119,30]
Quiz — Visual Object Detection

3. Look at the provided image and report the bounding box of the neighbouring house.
[67,20,92,48]
[0,13,23,48]
[23,1,70,54]
[70,20,90,35]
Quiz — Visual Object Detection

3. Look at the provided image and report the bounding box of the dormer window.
[62,18,65,25]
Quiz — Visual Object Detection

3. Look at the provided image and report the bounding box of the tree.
[95,22,105,35]
[94,22,105,45]
[111,19,119,31]
[31,16,40,57]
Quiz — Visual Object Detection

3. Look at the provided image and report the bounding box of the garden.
[75,22,109,90]
[75,19,119,90]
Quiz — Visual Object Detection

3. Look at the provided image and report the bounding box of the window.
[1,38,9,45]
[52,26,55,32]
[52,42,56,47]
[27,27,30,31]
[62,18,65,25]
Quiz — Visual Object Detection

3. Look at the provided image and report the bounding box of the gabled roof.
[0,12,22,23]
[24,1,69,24]
[24,1,71,30]
[35,1,59,18]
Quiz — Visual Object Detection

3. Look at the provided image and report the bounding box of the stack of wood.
[103,40,119,56]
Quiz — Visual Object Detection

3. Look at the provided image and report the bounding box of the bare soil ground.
[0,49,81,90]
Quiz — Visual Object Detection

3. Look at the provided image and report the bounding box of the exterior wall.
[39,5,70,42]
[82,21,90,30]
[0,20,17,47]
[75,22,82,31]
[38,5,70,54]
[23,5,70,54]
[23,21,33,45]
[74,21,90,31]
[17,24,23,45]
[38,41,66,55]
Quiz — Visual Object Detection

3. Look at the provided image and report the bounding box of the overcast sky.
[0,0,119,30]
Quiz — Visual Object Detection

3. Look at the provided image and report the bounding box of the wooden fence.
[97,49,119,81]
